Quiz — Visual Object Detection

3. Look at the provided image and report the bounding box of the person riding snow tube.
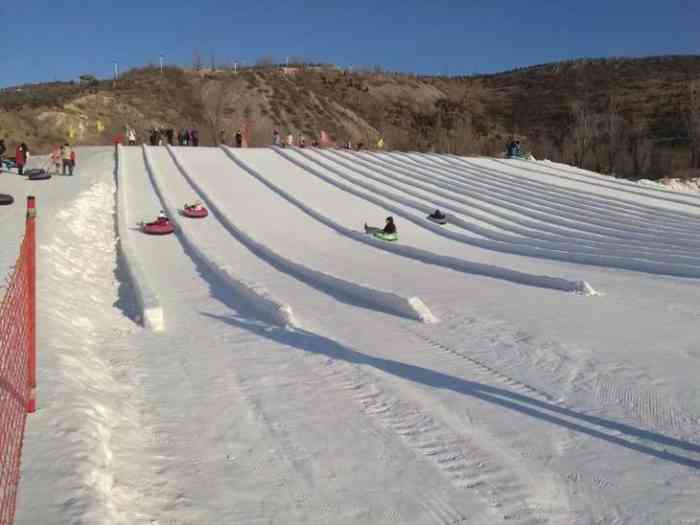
[182,202,208,218]
[427,209,447,225]
[142,212,175,235]
[364,216,398,241]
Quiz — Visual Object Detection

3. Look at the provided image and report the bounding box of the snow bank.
[115,145,163,330]
[17,175,145,524]
[142,146,297,328]
[639,178,700,193]
[169,146,437,323]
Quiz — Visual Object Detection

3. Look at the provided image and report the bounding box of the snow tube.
[26,169,51,180]
[142,221,175,235]
[373,232,398,242]
[182,206,208,218]
[0,194,13,206]
[1,160,15,170]
[427,215,447,225]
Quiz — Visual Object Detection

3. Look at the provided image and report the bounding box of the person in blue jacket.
[507,140,521,158]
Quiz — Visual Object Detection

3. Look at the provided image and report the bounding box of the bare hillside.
[2,56,700,179]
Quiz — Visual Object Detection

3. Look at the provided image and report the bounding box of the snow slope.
[8,147,700,524]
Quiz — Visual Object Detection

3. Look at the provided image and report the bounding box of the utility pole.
[160,54,164,73]
[113,62,118,86]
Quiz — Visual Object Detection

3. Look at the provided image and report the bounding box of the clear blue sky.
[2,0,698,88]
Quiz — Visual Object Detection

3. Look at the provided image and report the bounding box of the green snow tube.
[373,231,398,242]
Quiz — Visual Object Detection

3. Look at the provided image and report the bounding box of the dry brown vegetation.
[2,55,700,179]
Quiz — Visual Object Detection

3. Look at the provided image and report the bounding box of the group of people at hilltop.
[144,127,200,147]
[49,144,77,175]
[0,139,76,175]
[270,129,381,151]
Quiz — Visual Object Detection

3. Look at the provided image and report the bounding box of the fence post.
[26,196,36,414]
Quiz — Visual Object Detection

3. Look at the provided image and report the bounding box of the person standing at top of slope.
[507,140,521,158]
[235,130,243,148]
[15,142,29,175]
[0,139,6,169]
[62,143,75,175]
[127,128,137,145]
[191,129,199,147]
[272,129,280,146]
[50,146,62,173]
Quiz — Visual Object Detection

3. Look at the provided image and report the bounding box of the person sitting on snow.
[365,216,396,235]
[429,209,446,220]
[144,211,169,228]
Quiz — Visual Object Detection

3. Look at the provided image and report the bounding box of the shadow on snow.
[203,311,700,471]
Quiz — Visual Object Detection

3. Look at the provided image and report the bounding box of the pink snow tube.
[182,206,208,218]
[142,220,175,235]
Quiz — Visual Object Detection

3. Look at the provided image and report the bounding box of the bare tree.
[625,115,651,178]
[684,80,700,169]
[200,80,232,145]
[595,95,625,174]
[568,100,596,168]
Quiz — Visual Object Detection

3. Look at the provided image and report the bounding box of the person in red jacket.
[15,143,28,175]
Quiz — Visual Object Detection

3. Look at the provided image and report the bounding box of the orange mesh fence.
[0,196,36,525]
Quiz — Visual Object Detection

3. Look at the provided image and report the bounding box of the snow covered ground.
[3,147,700,524]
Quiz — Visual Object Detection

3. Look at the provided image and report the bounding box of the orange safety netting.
[0,197,36,525]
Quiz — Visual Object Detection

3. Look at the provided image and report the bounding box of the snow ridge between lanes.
[502,157,700,207]
[266,147,595,295]
[142,145,298,328]
[331,149,700,264]
[115,144,163,330]
[365,151,700,248]
[297,149,700,279]
[167,145,437,323]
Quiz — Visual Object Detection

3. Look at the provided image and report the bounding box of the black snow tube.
[427,215,447,225]
[27,169,51,181]
[0,194,13,206]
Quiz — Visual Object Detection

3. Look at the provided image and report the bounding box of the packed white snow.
[2,148,700,524]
